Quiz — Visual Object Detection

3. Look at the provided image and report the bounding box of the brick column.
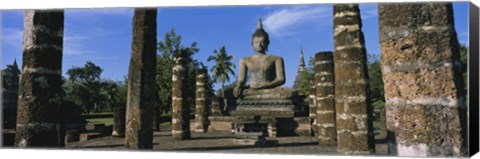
[308,80,317,135]
[333,4,375,154]
[194,68,208,132]
[314,51,336,145]
[14,10,64,147]
[379,3,466,157]
[171,51,191,139]
[125,8,157,149]
[211,96,222,116]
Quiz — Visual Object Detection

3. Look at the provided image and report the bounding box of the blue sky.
[1,2,469,90]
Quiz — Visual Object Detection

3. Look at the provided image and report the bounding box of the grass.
[86,118,113,126]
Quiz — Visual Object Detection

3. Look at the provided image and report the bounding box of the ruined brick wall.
[379,3,466,157]
[314,51,336,145]
[333,4,375,154]
[15,10,64,147]
[125,9,157,149]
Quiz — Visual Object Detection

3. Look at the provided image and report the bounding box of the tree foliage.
[2,60,20,88]
[367,54,385,111]
[66,61,103,82]
[156,28,202,114]
[63,61,126,114]
[295,56,315,95]
[207,46,235,96]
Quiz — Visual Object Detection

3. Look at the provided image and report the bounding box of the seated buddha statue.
[231,18,297,111]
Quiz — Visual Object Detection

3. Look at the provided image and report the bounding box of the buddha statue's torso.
[243,54,278,88]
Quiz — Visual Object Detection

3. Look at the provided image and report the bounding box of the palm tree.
[207,46,235,97]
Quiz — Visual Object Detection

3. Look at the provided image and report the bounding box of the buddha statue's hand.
[251,84,264,89]
[251,83,270,89]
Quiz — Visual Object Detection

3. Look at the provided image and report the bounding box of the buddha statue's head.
[252,18,270,53]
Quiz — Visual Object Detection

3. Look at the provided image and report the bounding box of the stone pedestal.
[231,114,278,137]
[124,8,157,149]
[14,10,65,147]
[314,51,337,146]
[379,3,466,157]
[333,4,375,154]
[207,116,235,132]
[233,132,266,146]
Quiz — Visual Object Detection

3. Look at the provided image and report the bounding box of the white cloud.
[457,31,468,45]
[66,8,133,17]
[62,26,128,56]
[263,5,330,37]
[359,4,378,19]
[63,32,96,56]
[2,28,23,51]
[63,42,95,56]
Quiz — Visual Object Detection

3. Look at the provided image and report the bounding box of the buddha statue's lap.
[237,86,296,100]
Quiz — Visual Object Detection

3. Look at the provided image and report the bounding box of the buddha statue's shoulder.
[266,54,283,61]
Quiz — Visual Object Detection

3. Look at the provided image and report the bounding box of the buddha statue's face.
[252,36,268,53]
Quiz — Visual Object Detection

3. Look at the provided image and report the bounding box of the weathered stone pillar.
[112,105,125,137]
[379,3,466,157]
[308,80,317,122]
[333,4,375,154]
[172,51,191,139]
[15,10,65,147]
[314,51,336,145]
[14,10,64,147]
[308,80,317,135]
[211,95,222,116]
[194,68,208,132]
[124,8,157,149]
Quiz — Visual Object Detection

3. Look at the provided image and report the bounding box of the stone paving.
[65,128,390,156]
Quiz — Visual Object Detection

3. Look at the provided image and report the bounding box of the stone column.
[211,95,222,116]
[308,80,317,122]
[112,105,126,137]
[333,4,375,154]
[308,80,317,135]
[124,8,157,149]
[314,51,336,145]
[172,51,191,139]
[14,10,64,147]
[379,3,466,157]
[194,68,208,132]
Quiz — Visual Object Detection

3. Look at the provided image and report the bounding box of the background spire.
[299,47,305,67]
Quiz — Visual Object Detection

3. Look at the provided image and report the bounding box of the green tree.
[64,61,104,114]
[2,60,21,88]
[156,28,200,114]
[296,56,315,95]
[66,61,102,82]
[367,54,385,111]
[207,46,235,97]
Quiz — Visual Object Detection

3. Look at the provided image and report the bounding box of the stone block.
[79,132,103,141]
[65,130,80,143]
[85,123,105,131]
